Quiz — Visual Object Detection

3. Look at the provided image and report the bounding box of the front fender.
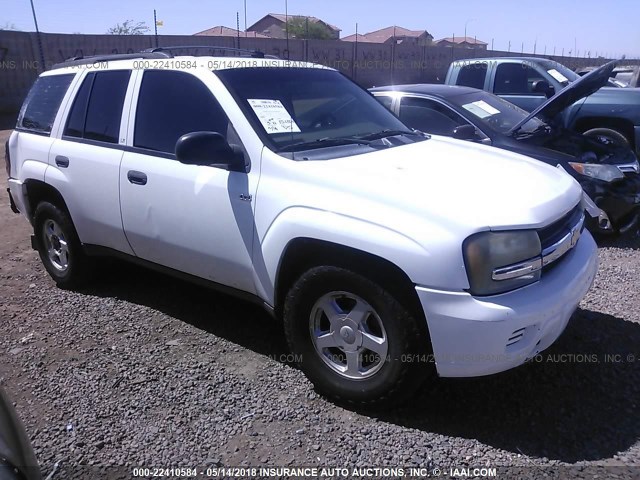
[255,206,433,305]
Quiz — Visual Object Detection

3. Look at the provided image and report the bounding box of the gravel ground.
[1,129,640,479]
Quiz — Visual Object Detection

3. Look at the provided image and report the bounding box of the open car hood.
[509,60,618,134]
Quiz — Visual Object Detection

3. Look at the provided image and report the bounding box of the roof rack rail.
[143,46,266,58]
[51,51,173,69]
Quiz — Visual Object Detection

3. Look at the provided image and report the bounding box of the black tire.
[583,128,630,148]
[283,266,434,407]
[33,201,92,288]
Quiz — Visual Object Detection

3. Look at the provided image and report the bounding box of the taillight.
[4,140,10,178]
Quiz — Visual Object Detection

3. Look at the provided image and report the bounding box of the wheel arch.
[274,237,426,326]
[573,116,636,149]
[23,180,71,224]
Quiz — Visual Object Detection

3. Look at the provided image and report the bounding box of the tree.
[106,20,149,35]
[0,22,18,30]
[286,17,333,40]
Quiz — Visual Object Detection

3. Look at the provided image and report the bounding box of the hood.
[510,60,618,133]
[296,136,582,234]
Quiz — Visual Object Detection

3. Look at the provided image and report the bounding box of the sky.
[3,0,639,58]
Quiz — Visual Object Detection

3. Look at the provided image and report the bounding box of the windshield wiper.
[357,129,427,141]
[278,137,372,153]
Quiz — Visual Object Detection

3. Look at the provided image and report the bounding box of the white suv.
[6,48,598,406]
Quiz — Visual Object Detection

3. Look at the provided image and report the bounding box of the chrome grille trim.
[492,211,585,282]
[617,160,640,174]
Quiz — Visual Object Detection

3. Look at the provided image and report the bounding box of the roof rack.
[143,46,266,58]
[51,51,172,69]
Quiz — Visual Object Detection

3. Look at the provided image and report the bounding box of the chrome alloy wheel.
[309,291,388,380]
[42,219,70,272]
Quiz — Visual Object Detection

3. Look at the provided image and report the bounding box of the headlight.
[568,162,625,182]
[463,230,541,296]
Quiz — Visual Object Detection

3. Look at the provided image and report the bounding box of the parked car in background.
[445,58,640,153]
[383,63,640,234]
[7,48,598,406]
[0,388,41,480]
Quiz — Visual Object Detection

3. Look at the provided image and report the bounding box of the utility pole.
[237,12,240,49]
[244,0,247,31]
[285,0,289,59]
[464,18,474,40]
[154,9,158,47]
[29,0,46,72]
[353,22,358,80]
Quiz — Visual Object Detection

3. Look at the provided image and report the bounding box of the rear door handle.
[127,170,147,186]
[55,155,69,168]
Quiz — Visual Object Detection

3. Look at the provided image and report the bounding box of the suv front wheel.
[283,266,433,407]
[34,202,91,288]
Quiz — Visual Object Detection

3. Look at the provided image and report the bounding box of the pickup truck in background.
[445,57,640,154]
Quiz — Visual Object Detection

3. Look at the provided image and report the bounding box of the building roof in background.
[435,36,488,45]
[194,26,270,37]
[341,33,369,42]
[342,26,432,43]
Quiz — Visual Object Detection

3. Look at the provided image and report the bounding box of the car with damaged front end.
[373,62,640,234]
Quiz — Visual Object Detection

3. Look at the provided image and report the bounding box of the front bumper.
[416,231,598,378]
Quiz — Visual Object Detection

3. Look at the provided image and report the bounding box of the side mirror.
[452,124,478,140]
[532,80,554,98]
[175,132,246,172]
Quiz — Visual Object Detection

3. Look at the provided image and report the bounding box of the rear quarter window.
[17,74,75,135]
[456,64,487,89]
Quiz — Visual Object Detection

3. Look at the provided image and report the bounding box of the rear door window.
[399,97,469,136]
[374,95,394,110]
[64,73,93,138]
[63,70,131,143]
[18,74,75,134]
[455,64,487,89]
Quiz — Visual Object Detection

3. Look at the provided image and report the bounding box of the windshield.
[450,91,546,135]
[215,67,417,153]
[538,60,580,86]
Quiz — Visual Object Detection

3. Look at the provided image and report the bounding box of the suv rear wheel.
[283,266,433,407]
[34,202,91,288]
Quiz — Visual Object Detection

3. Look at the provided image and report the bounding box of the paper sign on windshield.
[248,99,301,134]
[462,100,501,119]
[547,69,569,83]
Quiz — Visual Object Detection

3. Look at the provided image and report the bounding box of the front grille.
[538,204,583,250]
[538,203,585,274]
